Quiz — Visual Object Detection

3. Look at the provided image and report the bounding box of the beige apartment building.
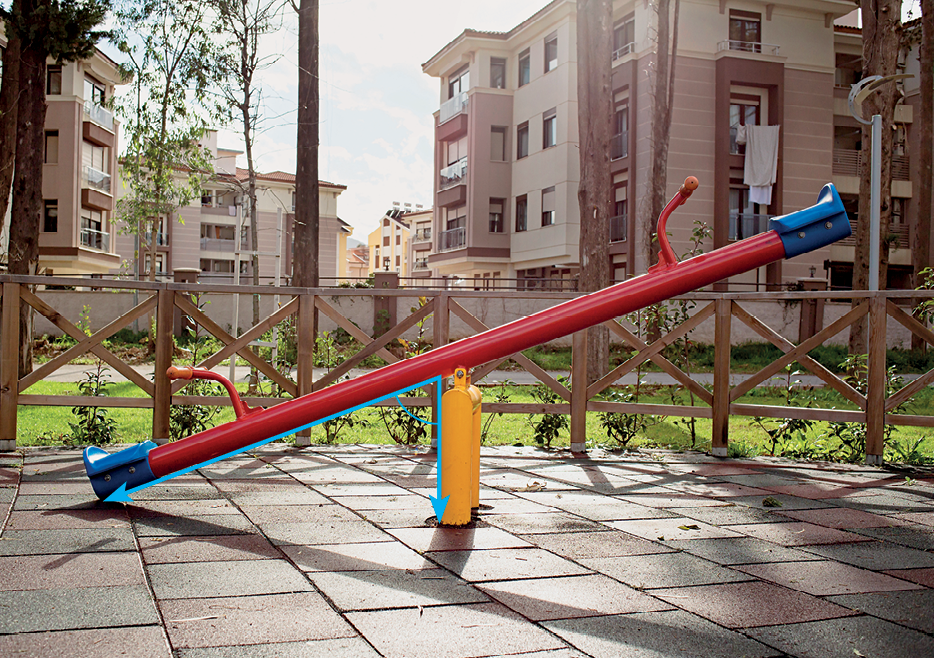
[366,204,432,277]
[0,38,128,276]
[423,0,920,291]
[113,131,350,284]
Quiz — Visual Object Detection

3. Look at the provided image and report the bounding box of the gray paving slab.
[745,614,934,658]
[12,493,101,510]
[0,626,170,658]
[664,536,827,565]
[665,504,785,526]
[175,637,380,658]
[281,541,433,572]
[517,529,675,559]
[263,520,393,546]
[580,551,753,589]
[481,511,606,534]
[147,559,314,599]
[827,589,934,633]
[850,524,934,550]
[427,547,591,582]
[308,567,489,611]
[133,514,258,537]
[544,609,780,658]
[0,585,159,633]
[801,540,934,570]
[0,527,137,555]
[728,493,833,510]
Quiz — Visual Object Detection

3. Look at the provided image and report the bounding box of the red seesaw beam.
[83,178,850,498]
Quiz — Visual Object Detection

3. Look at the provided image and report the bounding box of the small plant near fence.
[480,380,513,444]
[526,378,569,449]
[597,385,653,450]
[67,362,118,445]
[752,367,821,458]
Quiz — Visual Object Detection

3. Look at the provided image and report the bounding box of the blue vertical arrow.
[428,377,448,521]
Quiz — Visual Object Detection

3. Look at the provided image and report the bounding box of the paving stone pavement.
[1,444,933,657]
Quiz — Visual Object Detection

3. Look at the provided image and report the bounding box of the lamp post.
[847,74,912,291]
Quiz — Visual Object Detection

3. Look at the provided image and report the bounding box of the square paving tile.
[891,511,934,526]
[516,492,676,521]
[263,520,392,546]
[13,494,101,510]
[728,521,873,546]
[729,494,831,511]
[0,528,136,555]
[0,626,170,658]
[328,494,430,511]
[147,559,313,599]
[850,525,934,550]
[718,473,802,488]
[474,496,560,515]
[311,482,412,497]
[282,541,432,572]
[623,493,732,509]
[0,585,159,633]
[607,517,741,541]
[428,547,591,582]
[883,567,934,588]
[309,567,488,611]
[580,552,751,589]
[127,500,242,518]
[665,537,826,566]
[827,589,934,633]
[139,535,281,564]
[801,541,934,570]
[479,573,671,621]
[745,614,934,658]
[174,637,380,658]
[387,526,532,552]
[133,514,257,537]
[834,492,933,514]
[346,602,568,658]
[161,592,356,649]
[5,508,130,530]
[777,506,902,529]
[132,485,224,501]
[665,504,783,526]
[0,552,144,591]
[518,530,674,560]
[240,503,362,525]
[764,483,867,500]
[481,512,605,535]
[652,581,856,628]
[664,481,774,498]
[735,560,923,596]
[544,609,779,658]
[355,507,435,528]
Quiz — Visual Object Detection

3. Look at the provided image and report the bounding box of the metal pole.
[869,114,882,291]
[230,198,243,383]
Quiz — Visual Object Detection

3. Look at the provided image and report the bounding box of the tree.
[0,7,21,246]
[576,0,614,384]
[914,0,933,330]
[291,0,319,288]
[114,0,215,283]
[2,0,108,376]
[850,0,902,354]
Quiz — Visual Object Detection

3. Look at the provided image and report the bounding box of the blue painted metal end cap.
[83,441,158,501]
[769,184,851,259]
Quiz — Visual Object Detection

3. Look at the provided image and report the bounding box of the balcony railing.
[718,40,780,57]
[414,258,430,270]
[439,91,468,124]
[84,101,114,131]
[832,148,910,181]
[200,237,249,252]
[839,218,910,249]
[610,214,627,243]
[142,232,169,246]
[729,213,772,241]
[440,156,468,190]
[611,131,628,160]
[414,228,432,242]
[612,42,635,61]
[83,166,111,193]
[439,227,466,251]
[80,226,110,252]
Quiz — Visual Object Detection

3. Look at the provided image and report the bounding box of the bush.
[67,365,117,445]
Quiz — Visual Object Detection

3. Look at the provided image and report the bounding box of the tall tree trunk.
[293,0,319,288]
[914,0,933,349]
[243,34,261,390]
[0,27,21,238]
[850,0,901,354]
[576,0,614,384]
[8,28,46,377]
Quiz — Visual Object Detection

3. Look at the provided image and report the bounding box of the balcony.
[729,213,772,241]
[142,232,169,247]
[612,42,634,62]
[80,226,110,252]
[832,148,910,181]
[81,166,113,211]
[611,131,628,160]
[717,40,780,57]
[440,156,467,190]
[414,257,430,270]
[839,218,910,249]
[414,228,432,242]
[84,102,114,131]
[439,227,466,252]
[83,166,111,193]
[439,91,468,124]
[200,237,249,252]
[610,214,627,243]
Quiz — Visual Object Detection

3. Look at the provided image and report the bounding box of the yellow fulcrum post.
[440,367,482,526]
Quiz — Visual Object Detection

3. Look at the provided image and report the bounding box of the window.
[201,191,214,207]
[383,235,390,247]
[541,187,555,226]
[490,126,507,161]
[84,76,105,105]
[612,105,628,159]
[613,15,635,58]
[448,65,469,99]
[201,224,236,241]
[47,66,62,95]
[517,122,529,159]
[446,135,467,166]
[490,57,506,89]
[291,191,297,211]
[515,195,528,232]
[543,108,557,149]
[544,34,558,73]
[729,10,761,52]
[729,101,759,154]
[518,49,530,87]
[729,187,766,240]
[489,199,504,233]
[44,131,59,164]
[611,191,627,242]
[81,208,106,250]
[43,200,58,232]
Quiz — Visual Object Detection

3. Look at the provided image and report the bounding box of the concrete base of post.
[0,440,15,451]
[153,437,171,446]
[865,454,884,466]
[570,442,586,454]
[294,434,312,447]
[711,446,728,457]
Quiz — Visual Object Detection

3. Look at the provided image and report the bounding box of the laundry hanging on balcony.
[743,125,780,206]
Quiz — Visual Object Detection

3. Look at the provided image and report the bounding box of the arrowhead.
[104,483,134,503]
[429,495,449,522]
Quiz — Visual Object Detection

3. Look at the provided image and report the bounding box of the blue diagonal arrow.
[426,380,447,521]
[106,376,444,503]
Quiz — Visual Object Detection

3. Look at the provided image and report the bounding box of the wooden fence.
[2,274,934,463]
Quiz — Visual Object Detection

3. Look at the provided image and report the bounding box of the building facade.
[422,0,915,291]
[367,204,431,277]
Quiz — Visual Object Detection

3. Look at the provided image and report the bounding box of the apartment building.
[113,131,350,284]
[0,35,128,276]
[367,204,431,277]
[422,0,887,291]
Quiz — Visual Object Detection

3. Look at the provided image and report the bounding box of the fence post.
[570,329,588,453]
[711,297,731,457]
[152,287,174,444]
[0,282,20,450]
[431,293,449,449]
[865,293,886,465]
[295,293,315,446]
